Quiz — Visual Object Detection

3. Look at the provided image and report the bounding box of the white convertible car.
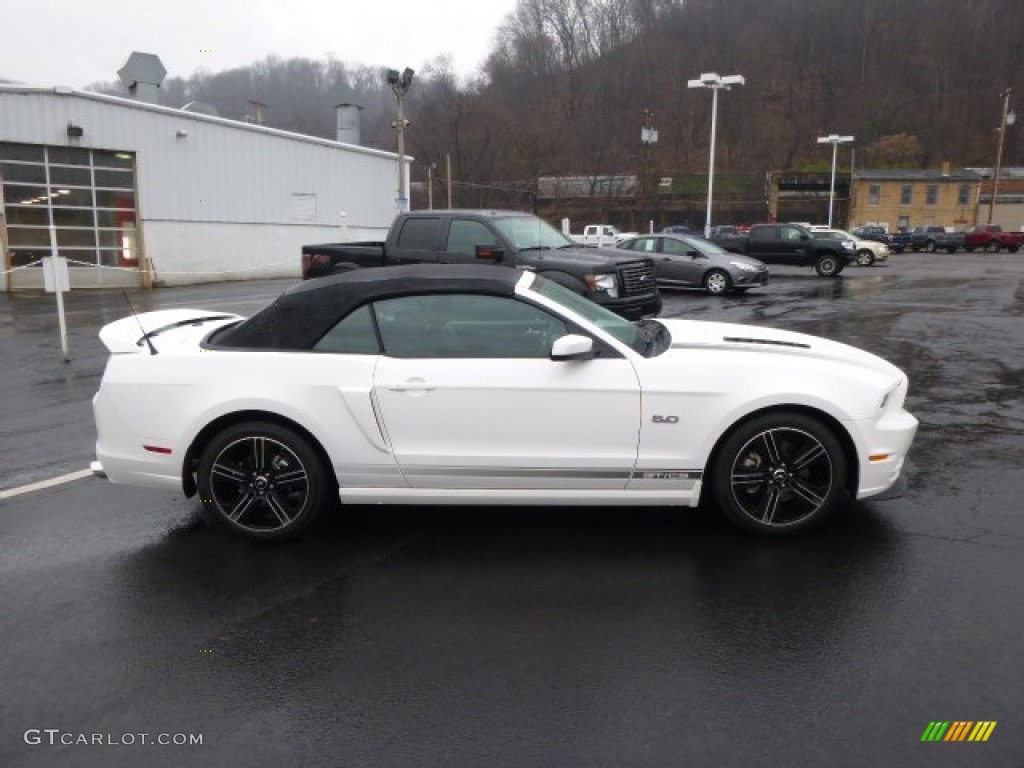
[92,265,917,541]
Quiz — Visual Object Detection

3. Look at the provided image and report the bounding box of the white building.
[0,83,405,291]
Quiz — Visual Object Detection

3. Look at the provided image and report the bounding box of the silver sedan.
[617,234,768,295]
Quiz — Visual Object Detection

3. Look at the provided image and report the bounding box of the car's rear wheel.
[704,269,731,295]
[856,249,875,266]
[711,411,848,536]
[814,254,841,277]
[987,240,1001,253]
[197,421,330,541]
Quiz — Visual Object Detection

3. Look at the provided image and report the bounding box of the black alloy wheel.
[197,421,331,541]
[711,411,848,536]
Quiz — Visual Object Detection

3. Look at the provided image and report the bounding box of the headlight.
[842,239,856,250]
[584,273,619,297]
[730,261,758,272]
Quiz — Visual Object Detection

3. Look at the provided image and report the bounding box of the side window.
[661,237,688,255]
[395,217,440,250]
[313,304,380,354]
[445,219,496,257]
[780,226,802,241]
[750,226,774,241]
[373,294,569,359]
[631,237,658,253]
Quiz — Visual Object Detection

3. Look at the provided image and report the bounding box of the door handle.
[387,377,435,393]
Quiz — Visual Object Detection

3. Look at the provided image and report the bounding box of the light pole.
[687,72,744,237]
[988,88,1016,225]
[387,67,414,212]
[817,133,854,228]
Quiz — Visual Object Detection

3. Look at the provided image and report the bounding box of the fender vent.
[723,336,811,349]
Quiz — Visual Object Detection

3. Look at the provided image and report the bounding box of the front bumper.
[853,408,919,499]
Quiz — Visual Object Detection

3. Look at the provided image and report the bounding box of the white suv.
[809,226,889,266]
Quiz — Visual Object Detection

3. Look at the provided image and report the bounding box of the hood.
[658,318,902,379]
[533,245,649,268]
[99,309,243,354]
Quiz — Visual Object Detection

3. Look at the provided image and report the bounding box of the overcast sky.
[2,0,520,88]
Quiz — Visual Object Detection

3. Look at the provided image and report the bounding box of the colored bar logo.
[921,721,997,742]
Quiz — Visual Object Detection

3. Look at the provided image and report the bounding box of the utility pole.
[988,88,1015,225]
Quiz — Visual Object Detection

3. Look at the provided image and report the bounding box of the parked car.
[810,227,890,266]
[908,226,964,253]
[302,210,660,320]
[662,224,702,236]
[617,233,768,294]
[961,224,1024,253]
[710,223,856,276]
[91,264,918,541]
[570,224,639,246]
[851,225,911,254]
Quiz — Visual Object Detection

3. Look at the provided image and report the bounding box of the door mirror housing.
[550,334,595,361]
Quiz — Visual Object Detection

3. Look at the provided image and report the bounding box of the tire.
[711,411,848,536]
[855,249,875,267]
[987,240,1001,253]
[814,254,841,277]
[925,240,937,253]
[197,421,331,541]
[1009,246,1020,253]
[703,269,731,295]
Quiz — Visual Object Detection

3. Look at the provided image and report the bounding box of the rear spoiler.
[99,309,241,354]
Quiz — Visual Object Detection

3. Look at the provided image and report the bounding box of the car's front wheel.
[814,254,842,277]
[856,249,875,266]
[703,269,731,295]
[197,421,331,541]
[711,411,848,536]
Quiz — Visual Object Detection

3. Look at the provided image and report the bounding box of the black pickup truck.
[908,226,965,253]
[302,210,661,319]
[710,223,856,276]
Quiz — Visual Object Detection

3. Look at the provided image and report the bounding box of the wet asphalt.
[1,253,1022,767]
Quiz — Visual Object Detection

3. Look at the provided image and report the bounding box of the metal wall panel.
[1,87,404,285]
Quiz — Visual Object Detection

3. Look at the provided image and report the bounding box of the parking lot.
[2,253,1023,767]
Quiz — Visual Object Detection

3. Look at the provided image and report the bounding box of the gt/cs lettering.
[652,415,679,424]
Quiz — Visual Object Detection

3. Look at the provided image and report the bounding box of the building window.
[0,142,138,270]
[926,184,938,206]
[868,184,881,205]
[958,184,970,206]
[900,185,913,205]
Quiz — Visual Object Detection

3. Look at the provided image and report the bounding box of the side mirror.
[550,334,595,361]
[476,245,505,262]
[686,249,700,258]
[800,233,811,241]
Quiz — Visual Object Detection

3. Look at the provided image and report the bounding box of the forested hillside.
[91,0,1023,196]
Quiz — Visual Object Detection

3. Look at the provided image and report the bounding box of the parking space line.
[0,468,93,500]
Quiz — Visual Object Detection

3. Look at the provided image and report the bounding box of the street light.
[817,133,854,228]
[988,88,1016,225]
[687,72,744,237]
[387,67,414,212]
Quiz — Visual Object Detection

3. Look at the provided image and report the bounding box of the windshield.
[493,216,574,250]
[529,274,669,357]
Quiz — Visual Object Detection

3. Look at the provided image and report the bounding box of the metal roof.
[852,169,982,182]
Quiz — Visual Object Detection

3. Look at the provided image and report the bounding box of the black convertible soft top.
[212,264,525,350]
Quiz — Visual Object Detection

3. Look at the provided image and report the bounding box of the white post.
[827,141,839,228]
[45,224,71,362]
